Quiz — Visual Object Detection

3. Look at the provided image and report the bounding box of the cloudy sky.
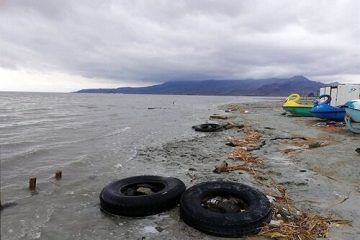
[0,0,359,92]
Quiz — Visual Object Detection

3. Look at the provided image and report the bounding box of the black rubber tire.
[180,181,271,237]
[192,123,223,132]
[100,175,186,216]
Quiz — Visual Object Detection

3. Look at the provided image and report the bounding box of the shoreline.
[1,97,359,240]
[127,100,359,239]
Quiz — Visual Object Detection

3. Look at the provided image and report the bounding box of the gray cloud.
[1,0,360,85]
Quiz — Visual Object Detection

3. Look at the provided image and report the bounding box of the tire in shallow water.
[100,175,186,216]
[192,123,223,132]
[180,181,271,237]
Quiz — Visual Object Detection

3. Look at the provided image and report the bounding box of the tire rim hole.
[202,124,220,129]
[201,194,248,213]
[121,183,165,196]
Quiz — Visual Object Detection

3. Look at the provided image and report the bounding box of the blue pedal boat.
[344,99,360,133]
[310,95,346,122]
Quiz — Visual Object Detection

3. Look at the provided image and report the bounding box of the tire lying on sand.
[180,181,271,237]
[100,175,186,216]
[192,123,223,132]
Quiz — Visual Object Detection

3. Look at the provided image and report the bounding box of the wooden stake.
[29,177,36,190]
[55,171,62,180]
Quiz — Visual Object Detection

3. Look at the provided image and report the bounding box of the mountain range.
[76,76,325,96]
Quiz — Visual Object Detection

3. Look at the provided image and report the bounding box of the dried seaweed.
[226,128,262,163]
[274,137,330,156]
[213,161,256,174]
[258,175,351,240]
[228,147,257,162]
[245,131,261,142]
[259,183,351,240]
[220,125,351,239]
[260,209,351,240]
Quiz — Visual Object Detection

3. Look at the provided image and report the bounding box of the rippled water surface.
[1,92,263,239]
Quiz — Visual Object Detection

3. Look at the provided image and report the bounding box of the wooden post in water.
[55,171,62,180]
[29,177,36,190]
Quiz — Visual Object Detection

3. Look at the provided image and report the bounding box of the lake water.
[0,92,265,239]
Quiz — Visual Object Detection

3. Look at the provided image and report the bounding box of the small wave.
[0,119,55,129]
[0,183,22,191]
[0,132,19,139]
[31,126,133,147]
[1,141,35,149]
[20,107,51,112]
[45,113,83,119]
[79,105,98,109]
[3,147,49,162]
[103,127,131,137]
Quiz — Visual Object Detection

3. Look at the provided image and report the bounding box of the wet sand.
[128,100,359,239]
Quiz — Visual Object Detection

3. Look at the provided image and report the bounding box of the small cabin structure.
[319,84,360,106]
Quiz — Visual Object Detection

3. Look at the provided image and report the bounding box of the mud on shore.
[124,101,360,240]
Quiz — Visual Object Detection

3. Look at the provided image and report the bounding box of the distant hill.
[76,76,325,96]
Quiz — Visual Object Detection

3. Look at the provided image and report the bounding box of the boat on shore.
[282,93,313,117]
[344,99,360,133]
[310,94,346,121]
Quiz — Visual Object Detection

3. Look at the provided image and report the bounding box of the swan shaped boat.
[310,94,346,121]
[282,93,313,117]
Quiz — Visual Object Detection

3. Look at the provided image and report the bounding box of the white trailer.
[319,84,360,106]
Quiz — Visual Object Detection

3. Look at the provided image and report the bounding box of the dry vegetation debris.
[260,207,351,240]
[228,147,257,162]
[214,122,351,239]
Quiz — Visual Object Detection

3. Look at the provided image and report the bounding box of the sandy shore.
[126,100,360,240]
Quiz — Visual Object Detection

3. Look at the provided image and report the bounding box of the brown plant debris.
[226,136,248,147]
[260,208,352,240]
[227,137,267,151]
[213,161,256,174]
[272,136,330,156]
[221,125,350,239]
[245,131,261,142]
[228,147,257,162]
[258,176,351,240]
[226,126,263,148]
